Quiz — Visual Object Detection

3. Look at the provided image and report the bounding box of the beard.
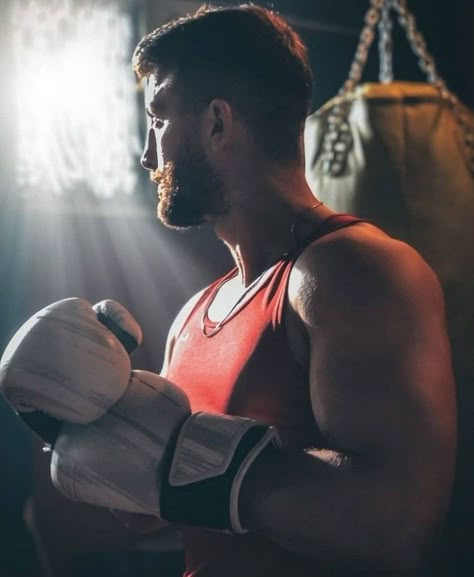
[150,142,228,229]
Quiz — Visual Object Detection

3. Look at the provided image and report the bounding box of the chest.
[166,271,316,445]
[166,310,318,447]
[206,275,246,323]
[206,270,309,369]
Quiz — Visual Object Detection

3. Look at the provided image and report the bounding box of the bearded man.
[1,5,456,577]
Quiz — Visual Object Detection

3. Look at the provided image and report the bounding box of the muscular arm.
[239,232,456,573]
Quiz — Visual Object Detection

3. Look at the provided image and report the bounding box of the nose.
[140,128,158,171]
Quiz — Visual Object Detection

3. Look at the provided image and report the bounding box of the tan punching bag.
[304,0,474,565]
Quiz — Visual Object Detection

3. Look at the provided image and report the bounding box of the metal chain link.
[392,0,442,88]
[320,0,474,177]
[392,0,474,175]
[378,0,394,83]
[340,0,385,96]
[320,0,385,176]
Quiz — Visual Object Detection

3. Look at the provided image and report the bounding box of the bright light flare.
[12,0,141,200]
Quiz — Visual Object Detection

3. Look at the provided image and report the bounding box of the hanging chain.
[320,0,474,178]
[392,0,443,88]
[392,0,474,175]
[320,0,385,176]
[340,0,385,96]
[378,0,394,83]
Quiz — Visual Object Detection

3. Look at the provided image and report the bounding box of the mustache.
[150,162,174,188]
[150,167,164,184]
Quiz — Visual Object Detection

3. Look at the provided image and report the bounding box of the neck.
[211,166,332,287]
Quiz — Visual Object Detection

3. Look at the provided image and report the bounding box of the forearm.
[238,446,432,573]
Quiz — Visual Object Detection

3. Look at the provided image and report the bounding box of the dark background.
[0,1,473,576]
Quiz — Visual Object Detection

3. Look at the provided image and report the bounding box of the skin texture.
[140,72,457,574]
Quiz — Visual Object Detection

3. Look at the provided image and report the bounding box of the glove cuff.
[160,412,280,534]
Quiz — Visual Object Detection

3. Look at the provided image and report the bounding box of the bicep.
[296,239,456,505]
[310,291,454,458]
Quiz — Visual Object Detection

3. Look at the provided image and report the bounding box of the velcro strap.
[161,412,279,533]
[169,412,266,485]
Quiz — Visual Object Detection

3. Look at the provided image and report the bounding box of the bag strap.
[318,0,474,178]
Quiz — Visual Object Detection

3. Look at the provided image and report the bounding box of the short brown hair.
[133,4,313,163]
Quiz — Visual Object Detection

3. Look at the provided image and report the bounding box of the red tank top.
[164,214,363,577]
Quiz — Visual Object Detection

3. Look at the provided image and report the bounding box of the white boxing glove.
[0,298,142,426]
[50,370,279,533]
[51,370,191,514]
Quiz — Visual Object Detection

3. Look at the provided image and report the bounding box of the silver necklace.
[201,265,276,337]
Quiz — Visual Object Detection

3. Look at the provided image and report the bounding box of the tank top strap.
[182,213,367,336]
[271,213,367,327]
[291,213,367,259]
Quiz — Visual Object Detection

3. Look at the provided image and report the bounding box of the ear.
[201,98,233,153]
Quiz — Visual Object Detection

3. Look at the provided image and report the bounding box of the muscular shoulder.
[288,222,445,328]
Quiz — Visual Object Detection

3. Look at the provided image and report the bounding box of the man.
[0,4,456,577]
[131,4,455,576]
